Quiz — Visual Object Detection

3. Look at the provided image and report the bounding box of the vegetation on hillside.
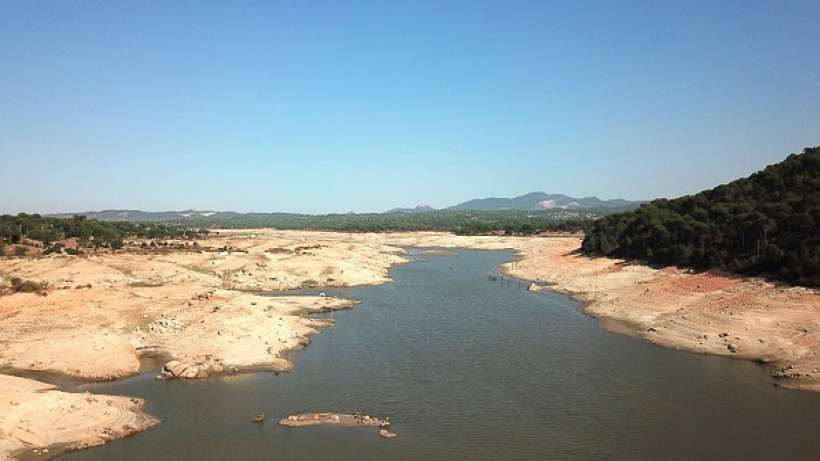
[0,214,204,253]
[179,209,605,235]
[582,147,820,286]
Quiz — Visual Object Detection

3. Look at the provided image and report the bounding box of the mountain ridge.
[45,192,641,221]
[448,192,642,210]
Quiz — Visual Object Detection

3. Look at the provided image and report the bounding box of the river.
[63,249,820,460]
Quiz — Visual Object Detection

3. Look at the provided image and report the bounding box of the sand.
[0,374,156,460]
[1,230,819,458]
[494,236,820,392]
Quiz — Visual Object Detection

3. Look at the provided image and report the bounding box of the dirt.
[1,230,818,459]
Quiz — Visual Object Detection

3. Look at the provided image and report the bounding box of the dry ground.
[1,230,818,459]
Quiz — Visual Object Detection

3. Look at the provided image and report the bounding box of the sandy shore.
[494,236,820,392]
[0,374,156,460]
[1,230,819,458]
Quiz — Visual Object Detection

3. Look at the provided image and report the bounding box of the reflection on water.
[64,250,820,460]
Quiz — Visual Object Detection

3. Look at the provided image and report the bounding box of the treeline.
[582,147,820,286]
[179,209,600,235]
[0,214,204,252]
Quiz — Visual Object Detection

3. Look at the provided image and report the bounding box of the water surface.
[64,249,820,460]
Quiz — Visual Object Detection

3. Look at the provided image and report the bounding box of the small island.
[278,413,397,438]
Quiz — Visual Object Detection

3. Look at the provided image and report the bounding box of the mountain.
[582,146,820,286]
[448,192,641,210]
[46,193,637,222]
[385,205,436,214]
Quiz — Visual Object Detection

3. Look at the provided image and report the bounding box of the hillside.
[385,205,436,214]
[449,192,641,210]
[582,147,820,286]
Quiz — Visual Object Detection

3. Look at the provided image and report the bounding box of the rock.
[772,365,801,379]
[161,360,187,378]
[378,428,398,438]
[180,366,200,379]
[252,414,265,423]
[727,343,739,353]
[279,412,389,428]
[161,360,225,379]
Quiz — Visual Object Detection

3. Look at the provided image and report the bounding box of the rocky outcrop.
[160,360,226,379]
[278,412,396,439]
[378,428,398,438]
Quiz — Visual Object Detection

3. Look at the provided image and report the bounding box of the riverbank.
[0,374,156,461]
[374,232,820,391]
[1,230,818,459]
[0,231,407,459]
[496,237,820,392]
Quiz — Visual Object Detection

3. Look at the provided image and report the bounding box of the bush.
[10,277,49,295]
[14,246,28,257]
[43,243,64,255]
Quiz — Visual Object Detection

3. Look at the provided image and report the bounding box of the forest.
[582,147,820,286]
[0,214,202,253]
[179,209,599,235]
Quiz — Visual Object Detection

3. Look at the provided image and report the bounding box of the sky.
[1,0,819,214]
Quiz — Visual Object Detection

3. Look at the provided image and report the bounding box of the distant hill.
[385,205,436,214]
[449,192,641,210]
[582,146,820,286]
[48,210,242,222]
[50,192,637,222]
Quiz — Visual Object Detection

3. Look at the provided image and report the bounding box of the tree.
[582,146,820,286]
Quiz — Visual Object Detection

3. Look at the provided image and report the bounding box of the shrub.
[43,243,64,255]
[14,246,28,257]
[10,277,48,295]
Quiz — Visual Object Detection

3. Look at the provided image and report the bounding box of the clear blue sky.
[1,0,818,214]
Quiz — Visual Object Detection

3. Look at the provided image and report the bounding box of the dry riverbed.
[0,230,818,459]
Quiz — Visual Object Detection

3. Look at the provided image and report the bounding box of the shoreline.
[1,230,819,459]
[0,374,158,461]
[490,236,820,392]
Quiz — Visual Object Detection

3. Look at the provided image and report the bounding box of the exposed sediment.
[0,374,157,460]
[495,236,820,392]
[278,412,389,428]
[1,230,818,458]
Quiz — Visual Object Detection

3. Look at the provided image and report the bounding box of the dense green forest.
[0,214,202,253]
[179,209,600,235]
[582,147,820,286]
